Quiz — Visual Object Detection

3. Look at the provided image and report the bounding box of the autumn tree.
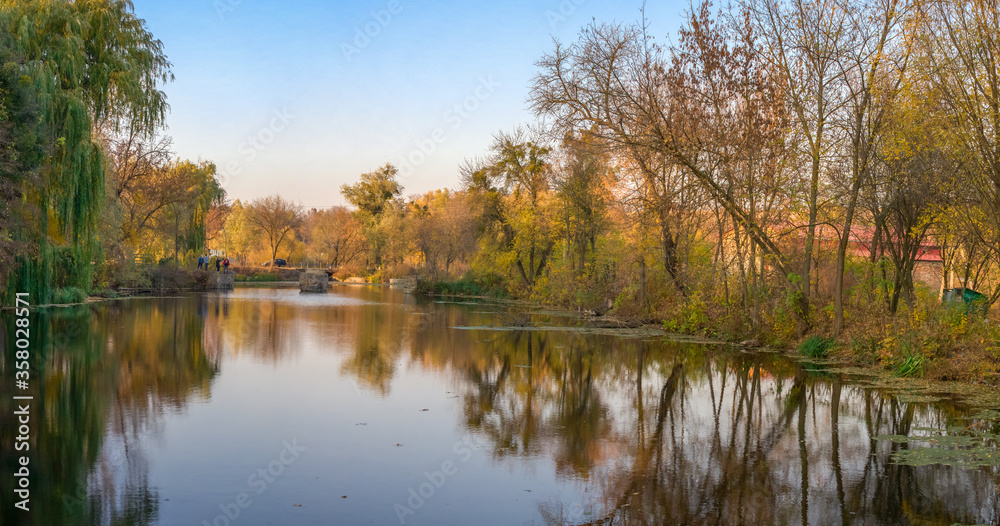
[435,191,478,274]
[553,132,614,277]
[223,200,261,265]
[530,10,802,324]
[742,0,852,334]
[341,163,403,268]
[408,190,477,276]
[306,206,365,268]
[828,0,911,334]
[917,0,1000,306]
[158,160,224,264]
[464,129,561,289]
[247,195,303,265]
[105,126,173,252]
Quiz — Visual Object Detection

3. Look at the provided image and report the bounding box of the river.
[1,285,998,525]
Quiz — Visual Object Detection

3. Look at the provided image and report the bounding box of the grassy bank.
[416,277,1000,386]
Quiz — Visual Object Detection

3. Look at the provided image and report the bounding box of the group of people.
[197,255,230,273]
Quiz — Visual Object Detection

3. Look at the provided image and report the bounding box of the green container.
[942,288,988,315]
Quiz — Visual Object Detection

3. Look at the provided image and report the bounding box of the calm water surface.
[1,285,998,525]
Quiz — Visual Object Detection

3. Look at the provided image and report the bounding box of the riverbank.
[413,278,1000,387]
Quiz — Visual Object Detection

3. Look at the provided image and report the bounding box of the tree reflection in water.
[444,328,999,526]
[1,298,215,526]
[2,289,997,526]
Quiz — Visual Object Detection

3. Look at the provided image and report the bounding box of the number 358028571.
[14,293,30,381]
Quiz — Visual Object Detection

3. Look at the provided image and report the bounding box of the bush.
[147,267,188,291]
[103,259,151,289]
[663,293,713,335]
[434,279,484,296]
[413,275,509,298]
[849,335,880,365]
[799,336,834,358]
[51,287,88,304]
[331,265,365,281]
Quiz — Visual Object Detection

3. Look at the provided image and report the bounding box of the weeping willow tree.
[0,0,172,302]
[0,28,43,295]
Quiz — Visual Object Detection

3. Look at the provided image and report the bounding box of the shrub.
[193,270,210,288]
[435,279,484,296]
[147,267,188,291]
[849,335,880,364]
[896,348,925,378]
[416,278,499,297]
[51,287,88,304]
[663,293,712,335]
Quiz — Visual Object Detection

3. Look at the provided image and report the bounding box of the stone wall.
[299,270,329,292]
[208,272,235,291]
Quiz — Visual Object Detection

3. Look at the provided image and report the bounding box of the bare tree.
[529,8,803,323]
[306,206,365,268]
[247,195,303,265]
[830,0,912,334]
[744,0,852,334]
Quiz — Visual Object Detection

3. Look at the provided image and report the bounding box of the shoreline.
[416,289,1000,390]
[7,284,998,394]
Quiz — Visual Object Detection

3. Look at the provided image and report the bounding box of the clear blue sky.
[131,0,688,207]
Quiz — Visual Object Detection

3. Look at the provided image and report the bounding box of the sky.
[130,0,689,208]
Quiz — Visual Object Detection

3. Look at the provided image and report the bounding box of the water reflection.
[1,299,215,526]
[1,287,998,525]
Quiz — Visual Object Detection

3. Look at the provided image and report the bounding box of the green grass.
[433,279,484,296]
[798,336,834,358]
[895,352,925,378]
[413,278,509,299]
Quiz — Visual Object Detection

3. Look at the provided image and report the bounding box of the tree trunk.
[835,158,864,335]
[799,152,821,337]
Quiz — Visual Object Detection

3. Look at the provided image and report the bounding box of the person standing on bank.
[223,257,230,274]
[215,257,221,272]
[198,255,204,270]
